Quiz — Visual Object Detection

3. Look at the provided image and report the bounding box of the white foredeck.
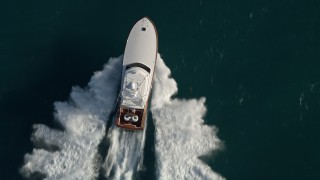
[123,17,157,72]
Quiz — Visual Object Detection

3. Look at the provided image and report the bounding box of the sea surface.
[1,0,320,179]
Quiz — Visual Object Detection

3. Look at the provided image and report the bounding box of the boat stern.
[114,106,147,130]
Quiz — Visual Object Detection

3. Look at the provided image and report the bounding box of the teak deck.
[114,103,148,130]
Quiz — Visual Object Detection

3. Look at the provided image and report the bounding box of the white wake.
[20,54,224,180]
[151,56,224,180]
[20,57,122,179]
[103,126,146,179]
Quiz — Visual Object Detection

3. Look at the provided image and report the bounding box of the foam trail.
[20,56,122,179]
[151,55,225,180]
[103,118,147,179]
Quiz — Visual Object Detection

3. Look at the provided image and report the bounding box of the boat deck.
[115,106,147,130]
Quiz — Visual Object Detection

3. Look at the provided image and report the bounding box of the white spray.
[20,57,122,179]
[20,55,224,180]
[151,55,224,180]
[103,125,146,180]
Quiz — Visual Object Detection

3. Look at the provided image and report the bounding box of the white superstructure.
[121,67,150,109]
[120,17,157,109]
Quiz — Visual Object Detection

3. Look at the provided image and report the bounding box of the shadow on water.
[97,137,108,180]
[97,96,119,180]
[136,111,156,180]
[98,111,155,180]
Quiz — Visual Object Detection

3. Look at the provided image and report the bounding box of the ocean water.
[1,0,320,179]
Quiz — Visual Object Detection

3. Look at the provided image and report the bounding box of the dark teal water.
[1,0,320,179]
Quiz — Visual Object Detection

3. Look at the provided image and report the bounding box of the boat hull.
[114,17,157,130]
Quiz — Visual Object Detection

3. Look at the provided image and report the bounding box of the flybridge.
[121,67,150,109]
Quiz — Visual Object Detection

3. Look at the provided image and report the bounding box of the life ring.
[124,114,131,121]
[132,115,139,122]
